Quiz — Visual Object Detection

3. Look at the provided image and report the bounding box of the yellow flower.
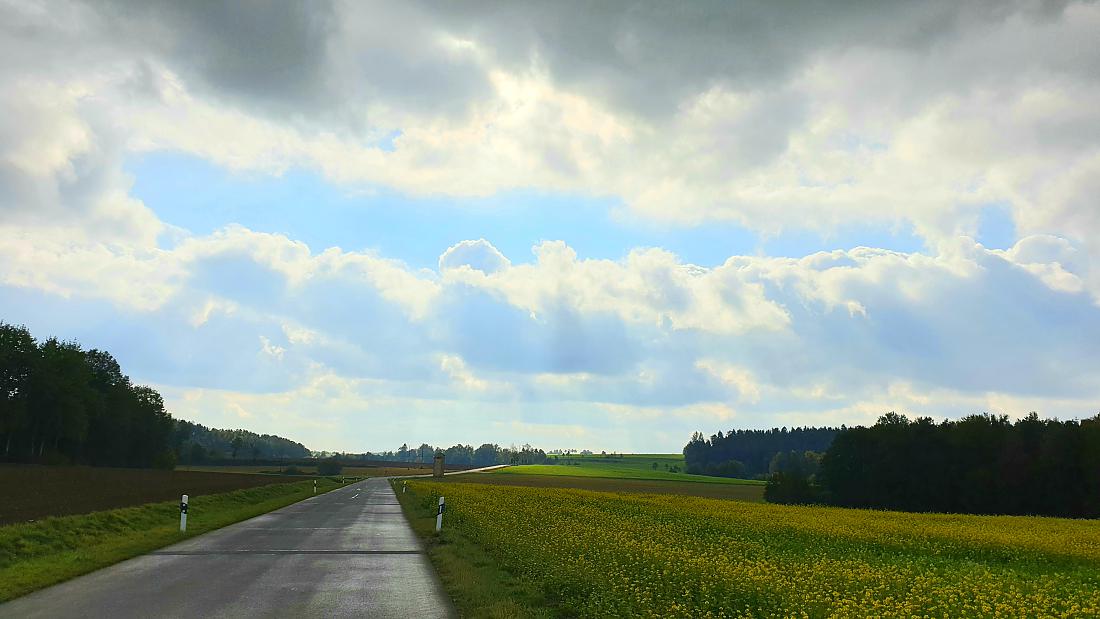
[406,480,1100,618]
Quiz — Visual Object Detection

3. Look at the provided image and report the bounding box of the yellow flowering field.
[407,481,1100,618]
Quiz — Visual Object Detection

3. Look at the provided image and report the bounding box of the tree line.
[358,442,549,467]
[683,426,839,478]
[688,412,1100,518]
[817,412,1100,517]
[1,322,312,469]
[1,322,175,468]
[172,420,311,464]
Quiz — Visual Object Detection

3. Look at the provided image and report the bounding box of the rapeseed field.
[408,481,1100,617]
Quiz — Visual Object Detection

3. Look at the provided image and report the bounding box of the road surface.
[0,477,455,618]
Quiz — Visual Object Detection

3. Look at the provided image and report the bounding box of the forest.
[0,322,309,468]
[683,426,839,478]
[689,412,1100,517]
[818,412,1100,517]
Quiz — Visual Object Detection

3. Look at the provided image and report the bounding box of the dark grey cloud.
[416,0,1076,117]
[99,0,338,116]
[6,0,1071,129]
[2,0,1088,140]
[89,0,492,127]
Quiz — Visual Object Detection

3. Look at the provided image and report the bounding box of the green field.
[0,478,341,602]
[549,452,686,465]
[399,480,1100,618]
[499,453,762,485]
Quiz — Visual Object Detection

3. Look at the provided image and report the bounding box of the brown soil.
[0,464,300,525]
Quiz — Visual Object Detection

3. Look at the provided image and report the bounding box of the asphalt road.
[0,477,455,618]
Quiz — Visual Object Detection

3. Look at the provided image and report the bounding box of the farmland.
[502,453,763,486]
[175,464,432,477]
[401,480,1100,617]
[440,471,764,502]
[0,465,305,525]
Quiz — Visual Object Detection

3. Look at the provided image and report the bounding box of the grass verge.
[0,477,341,602]
[392,479,555,619]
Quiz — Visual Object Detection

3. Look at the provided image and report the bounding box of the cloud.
[4,226,1098,410]
[3,0,1099,449]
[444,241,791,336]
[438,239,510,274]
[0,79,163,245]
[695,360,761,404]
[419,0,1071,118]
[259,335,286,361]
[102,0,339,115]
[438,354,492,392]
[8,0,1099,289]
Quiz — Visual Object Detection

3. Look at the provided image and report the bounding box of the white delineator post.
[179,494,188,532]
[402,481,407,494]
[435,496,445,532]
[313,479,317,495]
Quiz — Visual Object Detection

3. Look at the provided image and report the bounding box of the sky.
[1,0,1099,453]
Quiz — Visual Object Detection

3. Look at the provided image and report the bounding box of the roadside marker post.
[435,496,445,532]
[402,481,407,494]
[179,495,188,532]
[313,479,317,495]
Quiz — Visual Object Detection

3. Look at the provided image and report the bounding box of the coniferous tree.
[817,412,1100,517]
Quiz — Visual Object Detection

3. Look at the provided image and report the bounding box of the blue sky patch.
[976,203,1018,250]
[128,152,928,268]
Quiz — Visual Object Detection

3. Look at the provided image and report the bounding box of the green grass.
[0,478,341,602]
[591,453,685,461]
[498,454,763,486]
[548,452,684,463]
[392,479,555,619]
